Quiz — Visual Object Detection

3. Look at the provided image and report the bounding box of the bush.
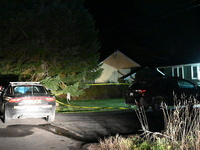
[88,134,134,150]
[89,97,200,150]
[136,98,200,150]
[71,84,128,100]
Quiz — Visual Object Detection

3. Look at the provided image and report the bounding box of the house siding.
[184,66,191,81]
[163,68,172,77]
[95,63,131,83]
[96,50,140,83]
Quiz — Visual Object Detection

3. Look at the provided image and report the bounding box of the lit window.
[191,66,200,79]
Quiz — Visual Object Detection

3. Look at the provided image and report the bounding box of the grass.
[88,134,134,150]
[56,98,132,113]
[70,99,126,107]
[88,134,163,150]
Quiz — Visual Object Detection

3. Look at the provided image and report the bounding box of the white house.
[95,50,141,83]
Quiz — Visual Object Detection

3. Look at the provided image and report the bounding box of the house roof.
[120,67,165,80]
[101,50,140,69]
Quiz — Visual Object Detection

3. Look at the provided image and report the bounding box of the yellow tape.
[56,100,128,110]
[89,83,129,86]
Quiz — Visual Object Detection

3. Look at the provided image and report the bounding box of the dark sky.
[84,0,200,67]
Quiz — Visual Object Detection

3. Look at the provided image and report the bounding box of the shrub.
[88,134,136,150]
[136,97,200,150]
[89,97,200,150]
[72,84,128,100]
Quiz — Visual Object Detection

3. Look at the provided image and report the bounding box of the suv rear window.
[129,81,148,89]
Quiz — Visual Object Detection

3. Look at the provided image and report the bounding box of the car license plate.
[130,93,134,96]
[22,100,42,105]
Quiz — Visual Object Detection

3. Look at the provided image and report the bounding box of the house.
[95,50,141,83]
[157,63,200,85]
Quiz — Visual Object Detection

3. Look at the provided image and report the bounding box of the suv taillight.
[135,90,146,93]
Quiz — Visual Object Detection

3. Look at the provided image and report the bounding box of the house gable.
[96,50,141,83]
[102,50,140,69]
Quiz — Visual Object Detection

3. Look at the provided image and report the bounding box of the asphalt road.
[0,110,164,150]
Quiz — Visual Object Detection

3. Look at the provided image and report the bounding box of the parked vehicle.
[125,77,200,111]
[0,82,56,123]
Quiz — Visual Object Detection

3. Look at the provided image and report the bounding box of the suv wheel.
[152,96,167,111]
[139,97,149,110]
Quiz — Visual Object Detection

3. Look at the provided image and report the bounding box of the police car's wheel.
[0,103,4,115]
[3,106,11,123]
[47,113,55,123]
[46,109,55,123]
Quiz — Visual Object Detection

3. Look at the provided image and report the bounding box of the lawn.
[56,98,134,113]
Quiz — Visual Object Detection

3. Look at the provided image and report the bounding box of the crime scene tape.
[89,83,129,86]
[56,100,128,110]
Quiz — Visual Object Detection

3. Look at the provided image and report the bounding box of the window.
[179,67,183,78]
[174,68,177,77]
[5,86,13,95]
[191,66,200,79]
[177,80,195,89]
[172,67,184,78]
[13,85,47,94]
[161,80,178,90]
[14,86,30,94]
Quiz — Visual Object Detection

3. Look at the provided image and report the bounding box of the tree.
[0,0,102,96]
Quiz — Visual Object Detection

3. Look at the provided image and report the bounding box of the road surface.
[0,110,164,150]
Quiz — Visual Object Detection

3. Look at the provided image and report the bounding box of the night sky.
[84,0,200,67]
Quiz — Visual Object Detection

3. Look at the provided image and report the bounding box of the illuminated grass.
[56,98,132,113]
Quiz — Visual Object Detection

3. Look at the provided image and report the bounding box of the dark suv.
[0,82,56,123]
[125,77,200,111]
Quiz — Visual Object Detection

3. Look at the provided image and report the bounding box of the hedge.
[71,84,129,100]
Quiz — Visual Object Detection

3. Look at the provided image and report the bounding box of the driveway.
[0,110,164,150]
